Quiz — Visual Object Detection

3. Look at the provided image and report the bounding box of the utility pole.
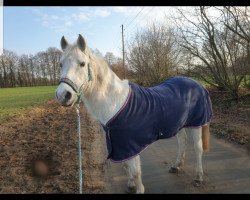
[121,24,126,79]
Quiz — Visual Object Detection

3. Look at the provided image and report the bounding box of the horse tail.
[202,124,210,152]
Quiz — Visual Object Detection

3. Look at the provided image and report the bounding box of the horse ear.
[61,36,69,51]
[77,34,86,52]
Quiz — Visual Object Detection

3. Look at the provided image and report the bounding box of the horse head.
[56,34,91,107]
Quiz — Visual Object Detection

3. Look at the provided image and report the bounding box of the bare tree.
[34,48,61,86]
[174,6,249,99]
[0,47,61,88]
[0,53,8,87]
[47,47,62,85]
[127,24,181,86]
[28,54,36,86]
[35,51,49,86]
[104,52,116,66]
[18,55,31,86]
[220,6,250,89]
[222,7,250,45]
[92,48,103,58]
[0,50,18,87]
[103,52,126,79]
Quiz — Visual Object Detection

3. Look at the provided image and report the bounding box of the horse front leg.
[169,128,187,173]
[123,155,145,194]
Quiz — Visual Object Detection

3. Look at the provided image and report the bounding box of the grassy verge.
[0,86,57,123]
[208,88,249,147]
[211,123,248,145]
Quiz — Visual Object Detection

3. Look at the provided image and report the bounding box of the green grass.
[0,86,57,123]
[191,75,250,88]
[189,77,213,87]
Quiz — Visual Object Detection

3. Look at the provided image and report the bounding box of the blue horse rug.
[102,76,213,162]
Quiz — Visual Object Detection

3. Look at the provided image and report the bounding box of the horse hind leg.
[123,155,145,194]
[169,128,187,173]
[186,127,204,186]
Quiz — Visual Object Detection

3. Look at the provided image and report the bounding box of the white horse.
[55,34,212,194]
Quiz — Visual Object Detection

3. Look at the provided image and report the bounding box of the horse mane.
[79,44,130,124]
[86,46,116,87]
[62,43,113,88]
[65,43,128,97]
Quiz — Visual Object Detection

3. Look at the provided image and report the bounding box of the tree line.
[0,45,125,89]
[0,47,62,88]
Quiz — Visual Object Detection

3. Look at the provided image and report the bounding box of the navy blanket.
[102,76,213,162]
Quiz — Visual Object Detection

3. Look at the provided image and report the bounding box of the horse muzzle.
[55,83,77,107]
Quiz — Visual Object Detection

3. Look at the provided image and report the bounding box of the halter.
[58,63,92,194]
[59,63,92,104]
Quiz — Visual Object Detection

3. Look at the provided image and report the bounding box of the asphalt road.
[104,134,250,193]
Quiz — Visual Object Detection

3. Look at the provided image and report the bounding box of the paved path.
[104,134,250,193]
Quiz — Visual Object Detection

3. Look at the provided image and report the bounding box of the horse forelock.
[61,44,85,61]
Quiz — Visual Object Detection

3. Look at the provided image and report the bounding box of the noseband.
[59,77,79,93]
[59,63,92,94]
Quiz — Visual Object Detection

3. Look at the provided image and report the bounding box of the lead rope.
[75,63,92,194]
[75,102,83,194]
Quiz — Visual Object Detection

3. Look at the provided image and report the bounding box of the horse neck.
[82,55,130,125]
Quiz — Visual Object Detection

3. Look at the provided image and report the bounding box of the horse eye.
[80,62,85,67]
[60,63,63,68]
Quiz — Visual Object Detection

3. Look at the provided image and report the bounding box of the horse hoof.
[193,180,203,187]
[169,167,179,173]
[125,186,136,194]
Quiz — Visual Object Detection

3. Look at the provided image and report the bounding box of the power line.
[125,7,155,35]
[110,33,120,50]
[109,7,157,57]
[122,6,157,63]
[110,34,123,55]
[122,7,137,26]
[111,7,151,48]
[125,7,146,29]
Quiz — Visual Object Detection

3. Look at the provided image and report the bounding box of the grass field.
[0,86,57,123]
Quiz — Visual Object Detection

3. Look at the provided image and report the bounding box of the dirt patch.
[208,88,250,150]
[0,100,109,193]
[0,90,249,194]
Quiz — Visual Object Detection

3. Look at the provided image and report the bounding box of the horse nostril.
[65,91,72,100]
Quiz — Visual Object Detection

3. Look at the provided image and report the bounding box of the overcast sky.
[3,6,178,57]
